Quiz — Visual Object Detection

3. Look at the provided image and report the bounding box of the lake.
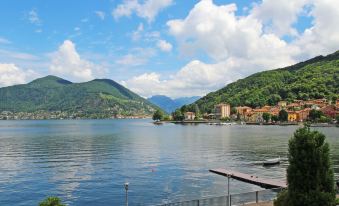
[0,119,338,205]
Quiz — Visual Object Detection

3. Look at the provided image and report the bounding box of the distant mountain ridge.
[186,50,339,113]
[148,95,200,113]
[0,75,158,118]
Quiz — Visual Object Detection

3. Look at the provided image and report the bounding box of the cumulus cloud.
[157,40,172,52]
[251,0,310,37]
[112,0,173,22]
[49,40,102,81]
[124,0,339,98]
[0,64,37,87]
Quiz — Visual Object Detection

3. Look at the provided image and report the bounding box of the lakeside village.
[157,99,339,125]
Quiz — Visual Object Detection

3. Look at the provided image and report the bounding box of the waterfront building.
[214,103,231,119]
[236,106,252,119]
[320,105,337,119]
[288,111,298,122]
[184,112,196,120]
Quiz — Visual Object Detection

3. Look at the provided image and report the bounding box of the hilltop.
[187,51,339,113]
[0,75,158,119]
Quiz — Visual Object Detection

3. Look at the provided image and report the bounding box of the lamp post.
[124,182,129,206]
[227,174,231,206]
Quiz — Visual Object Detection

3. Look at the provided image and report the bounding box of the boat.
[263,157,281,166]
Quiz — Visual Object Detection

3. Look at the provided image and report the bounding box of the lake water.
[0,119,338,205]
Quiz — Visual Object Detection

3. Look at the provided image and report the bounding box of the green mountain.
[0,75,158,118]
[189,51,339,113]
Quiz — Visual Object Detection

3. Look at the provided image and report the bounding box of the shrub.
[39,197,65,206]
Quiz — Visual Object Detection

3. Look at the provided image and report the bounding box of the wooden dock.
[209,168,287,189]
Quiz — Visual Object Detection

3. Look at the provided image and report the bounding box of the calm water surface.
[0,119,338,205]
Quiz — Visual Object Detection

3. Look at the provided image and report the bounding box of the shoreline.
[156,120,338,127]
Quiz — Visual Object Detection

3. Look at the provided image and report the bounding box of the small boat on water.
[263,157,281,166]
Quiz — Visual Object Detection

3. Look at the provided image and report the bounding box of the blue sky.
[0,0,338,98]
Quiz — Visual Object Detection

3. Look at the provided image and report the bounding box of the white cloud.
[125,0,339,98]
[157,40,172,52]
[0,64,36,87]
[28,9,42,25]
[251,0,310,37]
[0,37,11,44]
[112,0,173,22]
[131,23,144,41]
[49,40,103,81]
[95,11,106,20]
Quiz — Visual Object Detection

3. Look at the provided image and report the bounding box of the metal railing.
[156,188,284,206]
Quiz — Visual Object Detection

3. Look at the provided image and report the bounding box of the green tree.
[152,109,164,121]
[39,197,65,206]
[271,115,279,122]
[279,109,288,122]
[274,126,336,206]
[309,109,323,122]
[336,115,339,123]
[262,112,271,123]
[172,109,184,121]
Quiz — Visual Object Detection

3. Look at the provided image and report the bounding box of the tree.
[152,109,164,121]
[309,109,323,122]
[172,109,184,121]
[39,197,65,206]
[279,109,288,122]
[271,115,279,122]
[263,112,271,123]
[274,126,336,206]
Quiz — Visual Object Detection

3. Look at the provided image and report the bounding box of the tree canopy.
[275,126,336,206]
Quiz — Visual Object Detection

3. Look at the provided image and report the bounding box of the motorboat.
[263,157,281,166]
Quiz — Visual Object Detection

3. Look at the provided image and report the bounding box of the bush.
[39,197,65,206]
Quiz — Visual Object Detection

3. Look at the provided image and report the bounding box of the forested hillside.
[0,75,158,118]
[189,51,339,113]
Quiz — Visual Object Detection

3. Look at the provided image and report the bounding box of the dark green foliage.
[0,75,159,117]
[172,110,184,121]
[189,51,339,113]
[152,109,164,121]
[309,109,324,121]
[275,126,336,206]
[263,112,271,123]
[279,110,288,122]
[39,197,65,206]
[271,115,279,122]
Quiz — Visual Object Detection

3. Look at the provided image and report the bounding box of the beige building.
[215,103,231,119]
[184,112,196,120]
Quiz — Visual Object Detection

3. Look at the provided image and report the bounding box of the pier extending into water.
[209,169,287,189]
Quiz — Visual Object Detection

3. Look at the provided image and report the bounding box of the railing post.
[229,194,232,206]
[256,191,259,203]
[197,199,199,206]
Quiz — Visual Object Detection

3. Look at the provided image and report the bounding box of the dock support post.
[256,191,258,203]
